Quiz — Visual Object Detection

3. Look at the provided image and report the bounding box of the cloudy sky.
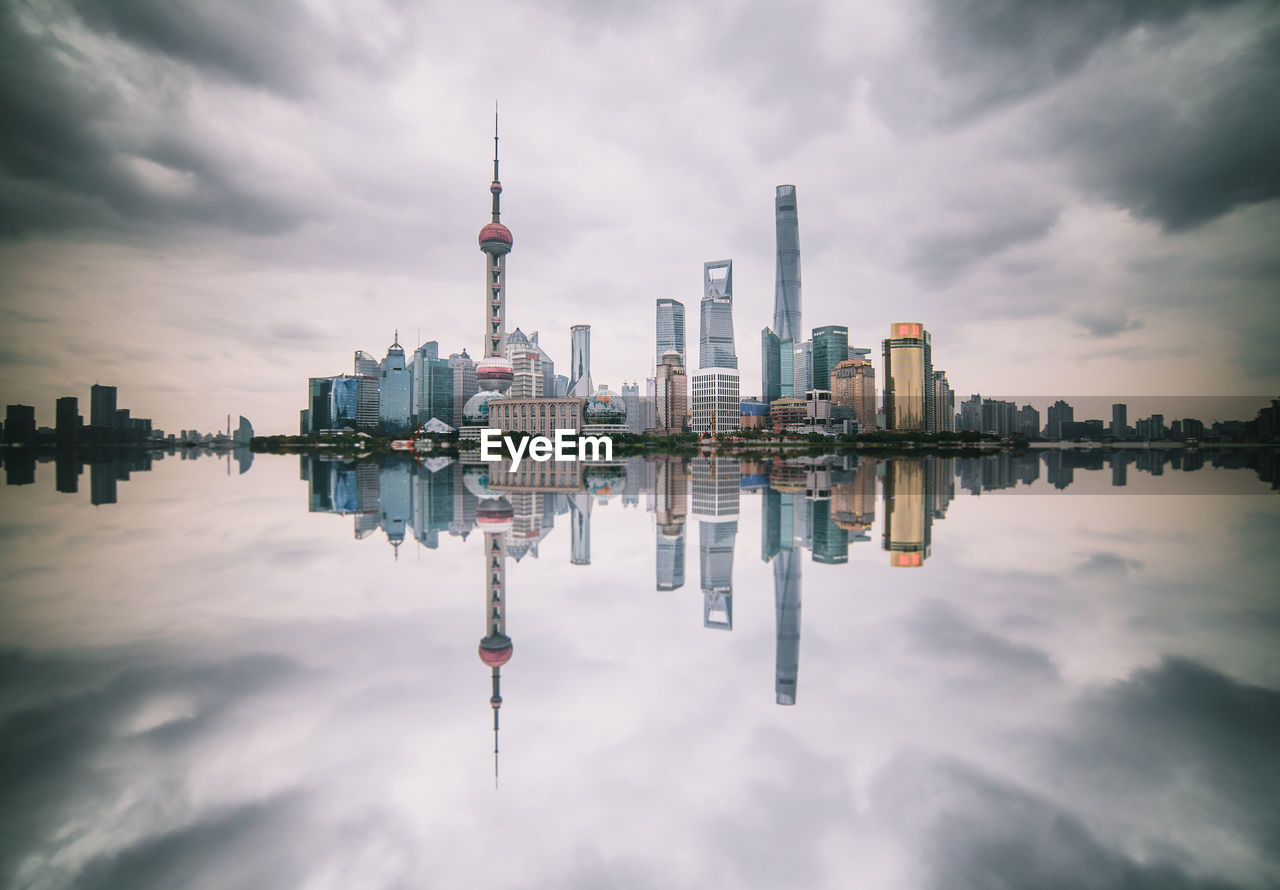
[1,0,1277,434]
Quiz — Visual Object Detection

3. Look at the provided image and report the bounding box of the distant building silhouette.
[89,385,117,430]
[55,397,80,443]
[4,404,35,444]
[1047,400,1074,439]
[1111,403,1128,439]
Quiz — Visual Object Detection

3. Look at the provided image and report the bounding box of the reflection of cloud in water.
[1074,550,1144,578]
[0,454,1278,887]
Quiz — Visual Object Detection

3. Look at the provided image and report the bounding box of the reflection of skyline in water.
[293,449,1280,571]
[290,447,1279,716]
[2,444,251,502]
[3,448,1280,888]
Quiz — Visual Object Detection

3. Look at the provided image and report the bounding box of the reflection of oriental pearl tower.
[476,104,514,395]
[475,473,514,786]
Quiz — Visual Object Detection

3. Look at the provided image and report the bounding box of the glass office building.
[699,260,737,370]
[882,322,933,432]
[811,324,848,391]
[656,299,686,366]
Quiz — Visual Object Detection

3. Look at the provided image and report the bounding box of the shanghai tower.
[773,185,802,344]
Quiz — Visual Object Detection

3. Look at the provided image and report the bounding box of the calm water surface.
[1,450,1278,889]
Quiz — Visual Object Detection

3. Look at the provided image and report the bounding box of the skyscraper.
[774,185,802,396]
[379,332,412,434]
[811,325,849,391]
[656,299,686,365]
[530,331,555,398]
[505,328,545,399]
[621,382,642,434]
[699,260,737,370]
[89,384,117,429]
[691,368,740,434]
[413,342,454,427]
[761,327,781,404]
[1047,400,1074,439]
[56,396,79,442]
[308,377,334,432]
[655,351,688,435]
[773,185,802,343]
[450,350,478,428]
[1111,403,1128,439]
[831,358,876,431]
[794,341,811,397]
[932,370,954,433]
[354,350,380,431]
[463,107,515,432]
[568,324,592,398]
[882,323,933,432]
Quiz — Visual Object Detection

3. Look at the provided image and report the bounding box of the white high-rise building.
[690,368,740,435]
[505,328,546,399]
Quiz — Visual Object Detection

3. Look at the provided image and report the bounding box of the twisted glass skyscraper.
[773,185,802,343]
[764,185,802,398]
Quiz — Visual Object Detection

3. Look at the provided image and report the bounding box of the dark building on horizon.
[4,404,36,444]
[1111,403,1128,439]
[89,385,117,430]
[1046,400,1074,439]
[55,397,81,442]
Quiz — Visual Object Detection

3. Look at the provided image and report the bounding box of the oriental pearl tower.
[463,105,515,428]
[469,107,516,786]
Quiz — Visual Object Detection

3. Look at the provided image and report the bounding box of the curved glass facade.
[773,185,802,344]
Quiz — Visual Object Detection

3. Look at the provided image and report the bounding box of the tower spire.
[493,666,502,788]
[491,101,502,223]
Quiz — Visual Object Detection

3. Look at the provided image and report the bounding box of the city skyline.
[2,2,1278,434]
